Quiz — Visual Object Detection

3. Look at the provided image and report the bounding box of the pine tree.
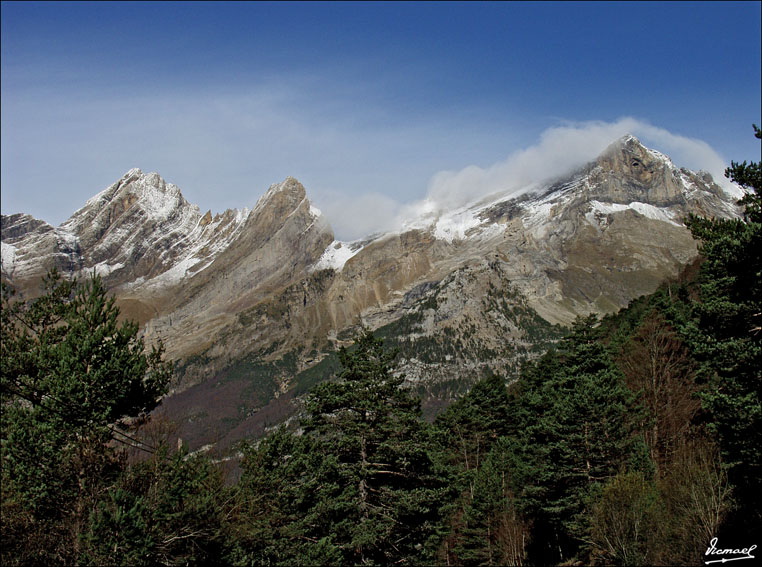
[1,271,171,438]
[434,373,513,495]
[81,446,228,566]
[233,330,451,565]
[511,315,639,564]
[298,330,450,565]
[1,270,172,564]
[231,427,339,565]
[433,374,518,565]
[453,438,528,566]
[682,124,762,537]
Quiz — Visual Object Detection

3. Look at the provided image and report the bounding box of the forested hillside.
[2,128,759,565]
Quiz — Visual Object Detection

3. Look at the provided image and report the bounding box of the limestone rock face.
[1,136,743,450]
[1,213,82,283]
[0,171,333,357]
[589,136,687,205]
[587,136,736,217]
[138,176,334,368]
[61,169,203,281]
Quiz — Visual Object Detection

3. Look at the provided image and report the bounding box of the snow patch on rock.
[433,209,483,242]
[1,242,17,274]
[312,241,363,272]
[587,200,681,226]
[93,261,125,277]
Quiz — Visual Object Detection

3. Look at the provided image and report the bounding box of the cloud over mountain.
[321,118,735,241]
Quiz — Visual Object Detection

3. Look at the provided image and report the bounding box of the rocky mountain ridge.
[1,135,742,450]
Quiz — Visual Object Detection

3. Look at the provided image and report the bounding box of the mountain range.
[1,135,742,452]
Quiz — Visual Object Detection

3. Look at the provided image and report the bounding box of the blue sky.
[2,1,760,239]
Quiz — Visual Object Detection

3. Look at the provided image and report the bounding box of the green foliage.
[682,125,761,529]
[1,270,173,564]
[450,438,529,566]
[234,330,453,565]
[509,315,641,563]
[81,488,154,566]
[302,330,453,564]
[725,125,762,198]
[81,448,228,566]
[435,373,513,476]
[433,375,519,565]
[1,271,171,429]
[230,428,341,565]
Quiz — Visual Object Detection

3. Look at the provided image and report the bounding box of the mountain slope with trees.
[1,126,759,565]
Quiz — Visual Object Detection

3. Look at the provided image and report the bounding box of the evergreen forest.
[1,128,760,565]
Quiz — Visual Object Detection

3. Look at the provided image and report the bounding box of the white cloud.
[317,117,734,241]
[419,117,735,216]
[317,192,402,242]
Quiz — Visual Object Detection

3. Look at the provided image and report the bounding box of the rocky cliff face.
[2,169,250,290]
[1,136,742,451]
[1,214,83,283]
[137,176,334,371]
